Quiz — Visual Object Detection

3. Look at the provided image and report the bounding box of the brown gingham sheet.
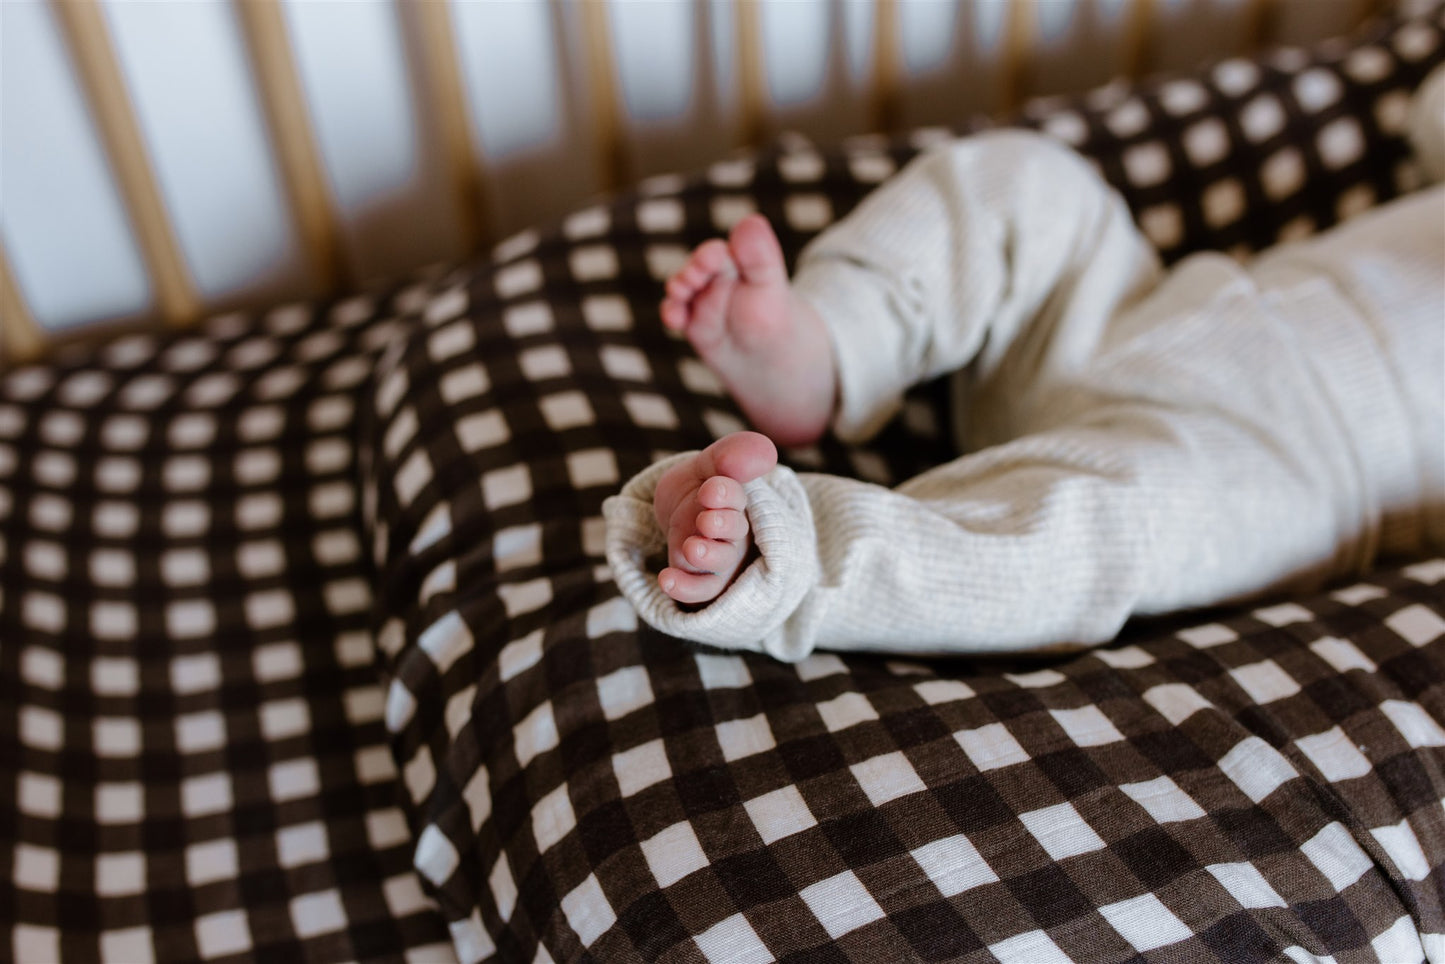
[4,6,1444,962]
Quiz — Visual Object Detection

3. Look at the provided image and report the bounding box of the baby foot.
[660,214,836,447]
[653,431,778,605]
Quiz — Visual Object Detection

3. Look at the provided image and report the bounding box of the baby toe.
[660,299,689,331]
[696,507,748,543]
[692,238,732,274]
[677,249,721,288]
[666,275,697,301]
[698,475,747,511]
[682,534,721,570]
[659,567,726,605]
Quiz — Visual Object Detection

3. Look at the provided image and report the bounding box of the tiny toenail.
[661,576,675,592]
[694,543,707,558]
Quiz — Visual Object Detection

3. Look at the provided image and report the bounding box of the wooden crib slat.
[1000,0,1036,115]
[735,0,766,146]
[1357,0,1396,24]
[51,0,200,327]
[872,0,902,134]
[235,0,352,295]
[0,243,44,366]
[1121,0,1157,80]
[408,0,488,254]
[1244,0,1279,53]
[580,0,628,193]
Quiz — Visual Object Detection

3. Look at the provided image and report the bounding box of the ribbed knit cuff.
[603,454,821,662]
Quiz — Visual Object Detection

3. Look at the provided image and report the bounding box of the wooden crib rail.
[235,0,353,298]
[0,246,43,363]
[411,0,489,255]
[0,0,1394,367]
[51,0,200,327]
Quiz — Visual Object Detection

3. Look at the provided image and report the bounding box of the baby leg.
[783,256,1423,654]
[793,130,1162,443]
[657,130,1161,448]
[610,254,1421,660]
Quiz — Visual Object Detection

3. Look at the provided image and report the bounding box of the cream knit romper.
[605,79,1445,663]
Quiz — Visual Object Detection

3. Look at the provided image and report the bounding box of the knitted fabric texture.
[605,130,1444,661]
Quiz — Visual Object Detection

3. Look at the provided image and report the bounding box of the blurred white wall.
[1,0,152,330]
[0,0,1368,336]
[103,0,307,304]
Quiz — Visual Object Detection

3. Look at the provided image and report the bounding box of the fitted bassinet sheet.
[4,5,1444,963]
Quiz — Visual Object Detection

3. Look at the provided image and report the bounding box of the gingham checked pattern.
[1,297,455,962]
[361,7,1445,962]
[4,5,1444,963]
